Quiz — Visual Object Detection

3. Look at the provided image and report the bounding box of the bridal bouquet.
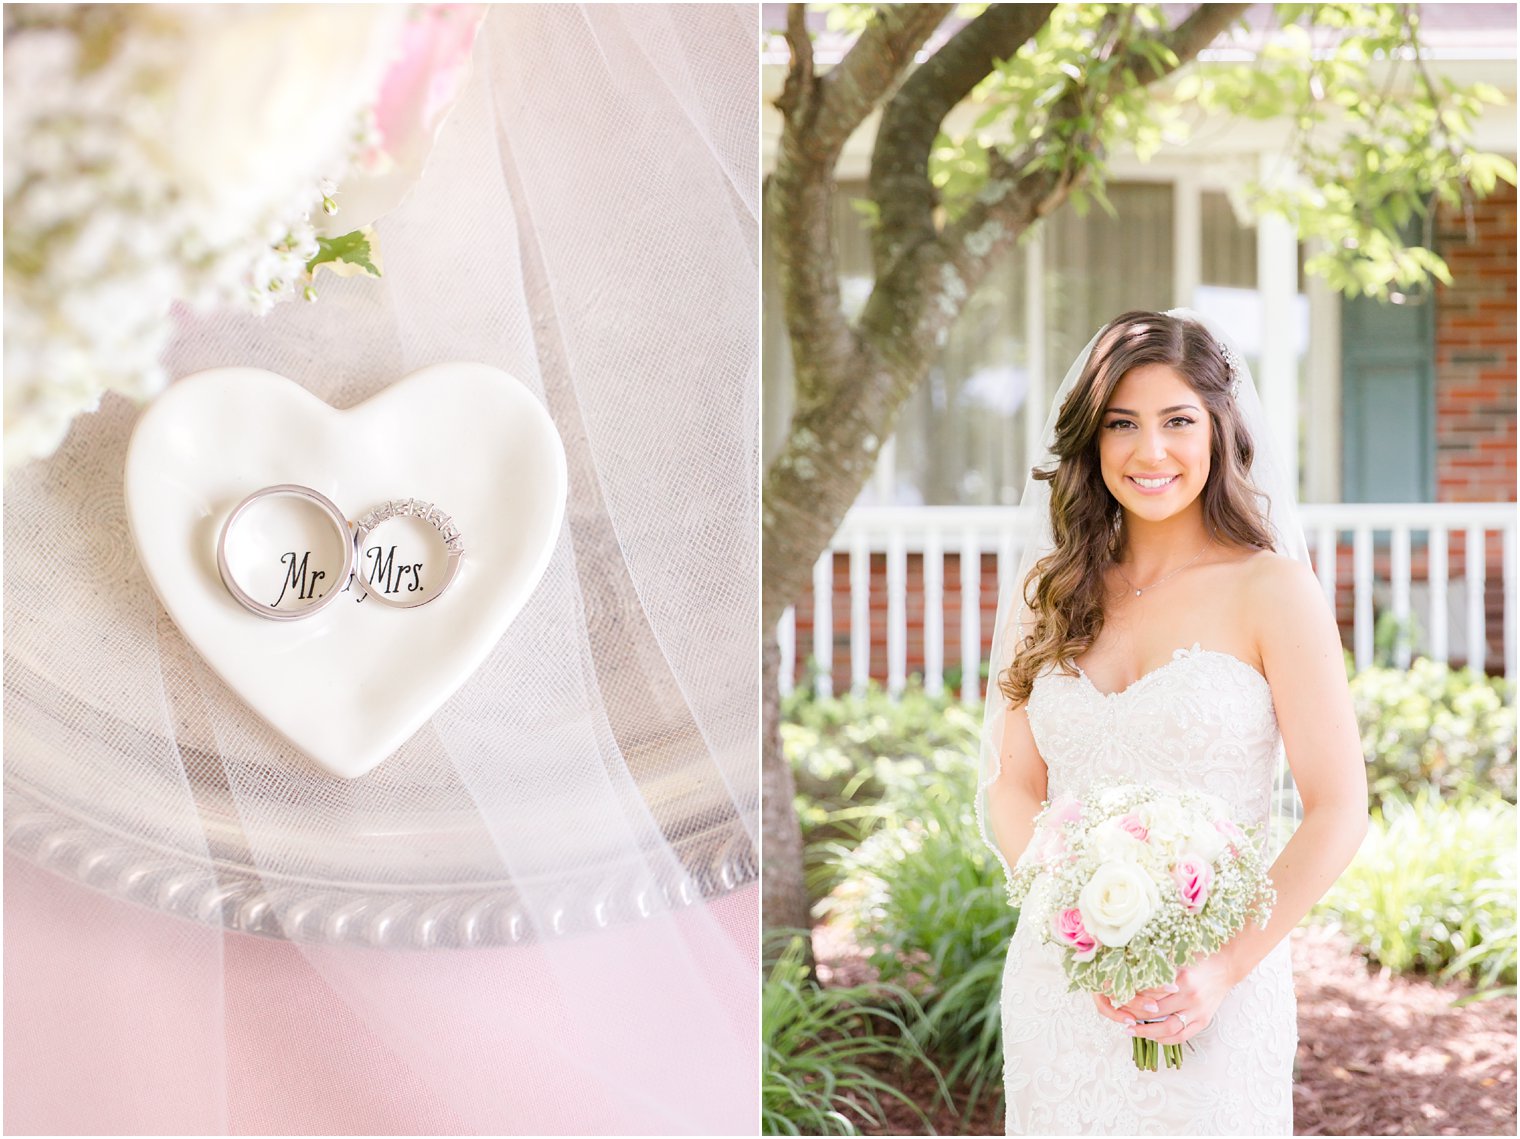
[1008,782,1276,1072]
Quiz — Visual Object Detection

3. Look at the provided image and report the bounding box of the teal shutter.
[1341,294,1435,503]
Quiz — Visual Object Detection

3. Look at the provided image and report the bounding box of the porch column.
[1173,170,1202,310]
[1257,152,1299,479]
[1305,244,1342,504]
[1023,227,1046,473]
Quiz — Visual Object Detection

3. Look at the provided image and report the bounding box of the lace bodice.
[1026,644,1280,835]
[1001,643,1297,1135]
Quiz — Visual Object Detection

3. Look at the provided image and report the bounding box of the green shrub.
[785,683,980,901]
[762,935,943,1136]
[1350,659,1516,803]
[1314,790,1517,995]
[784,683,979,815]
[820,750,1015,1117]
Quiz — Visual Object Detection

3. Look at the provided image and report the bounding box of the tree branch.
[809,5,948,155]
[768,4,948,410]
[939,4,1252,303]
[773,4,814,124]
[1137,2,1251,84]
[869,4,1056,272]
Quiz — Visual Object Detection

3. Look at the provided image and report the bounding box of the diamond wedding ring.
[217,485,465,619]
[350,498,464,610]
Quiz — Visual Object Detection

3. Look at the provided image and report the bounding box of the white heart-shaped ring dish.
[125,363,567,779]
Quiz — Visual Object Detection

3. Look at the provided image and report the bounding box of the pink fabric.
[5,855,757,1135]
[371,5,487,158]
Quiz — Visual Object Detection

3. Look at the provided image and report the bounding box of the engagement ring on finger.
[1175,1012,1190,1030]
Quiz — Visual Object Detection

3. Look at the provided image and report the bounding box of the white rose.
[165,6,406,244]
[1140,799,1190,852]
[1140,798,1186,834]
[1184,817,1230,863]
[1078,861,1161,947]
[1090,817,1146,863]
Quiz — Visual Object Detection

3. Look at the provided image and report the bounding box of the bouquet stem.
[1132,1037,1184,1071]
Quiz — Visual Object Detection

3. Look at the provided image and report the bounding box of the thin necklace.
[1114,538,1212,597]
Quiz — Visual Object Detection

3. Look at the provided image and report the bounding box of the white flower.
[1090,817,1147,864]
[1078,861,1161,947]
[3,6,408,473]
[1184,816,1230,863]
[1139,798,1209,861]
[164,6,405,246]
[1139,797,1188,841]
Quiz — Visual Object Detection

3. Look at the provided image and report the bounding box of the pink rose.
[1171,856,1214,915]
[1214,817,1245,856]
[373,5,485,153]
[1048,797,1084,827]
[1052,907,1098,962]
[329,5,488,232]
[1117,812,1150,843]
[1035,826,1068,865]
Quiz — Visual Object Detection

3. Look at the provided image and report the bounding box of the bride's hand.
[1123,954,1239,1046]
[1091,982,1178,1026]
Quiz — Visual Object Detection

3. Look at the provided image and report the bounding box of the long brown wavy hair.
[998,311,1277,706]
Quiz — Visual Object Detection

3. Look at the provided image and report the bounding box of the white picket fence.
[778,503,1518,701]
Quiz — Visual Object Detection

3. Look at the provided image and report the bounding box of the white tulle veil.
[975,307,1307,885]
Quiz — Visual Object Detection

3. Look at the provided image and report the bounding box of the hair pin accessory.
[1216,340,1244,399]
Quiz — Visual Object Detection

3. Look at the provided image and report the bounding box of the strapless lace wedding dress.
[1001,645,1296,1136]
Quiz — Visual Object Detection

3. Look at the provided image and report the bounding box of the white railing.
[778,503,1517,701]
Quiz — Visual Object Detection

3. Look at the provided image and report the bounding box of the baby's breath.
[4,8,387,471]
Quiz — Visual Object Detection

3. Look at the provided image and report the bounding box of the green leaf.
[306,228,381,279]
[1172,71,1202,103]
[849,197,882,229]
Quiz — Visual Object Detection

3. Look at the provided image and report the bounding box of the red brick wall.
[1435,181,1517,502]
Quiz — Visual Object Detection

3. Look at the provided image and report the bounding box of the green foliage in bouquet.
[1314,790,1517,998]
[762,935,944,1136]
[306,228,382,280]
[1349,659,1516,803]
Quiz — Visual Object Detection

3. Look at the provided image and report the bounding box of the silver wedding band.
[217,484,355,621]
[217,485,465,618]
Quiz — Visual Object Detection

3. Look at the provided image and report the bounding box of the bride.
[979,310,1368,1135]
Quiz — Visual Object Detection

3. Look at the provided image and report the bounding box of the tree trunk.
[760,628,811,941]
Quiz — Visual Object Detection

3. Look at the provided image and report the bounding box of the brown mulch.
[1291,924,1516,1136]
[809,922,1517,1136]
